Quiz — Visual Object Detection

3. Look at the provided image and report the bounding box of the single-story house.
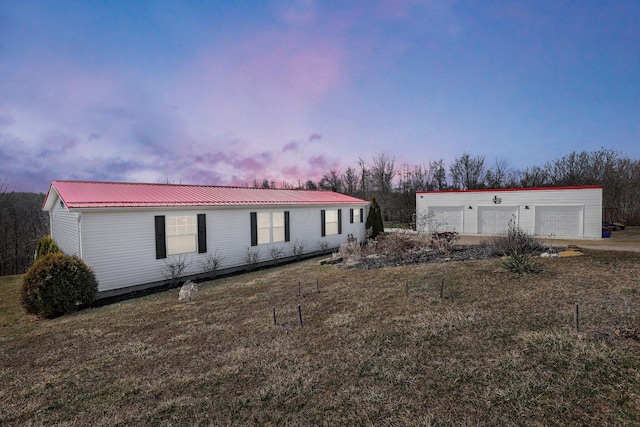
[416,186,602,239]
[43,180,369,297]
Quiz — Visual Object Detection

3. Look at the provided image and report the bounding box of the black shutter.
[350,208,354,223]
[250,212,258,246]
[360,208,364,223]
[197,214,207,253]
[284,211,290,242]
[338,209,342,234]
[320,210,326,237]
[155,216,166,259]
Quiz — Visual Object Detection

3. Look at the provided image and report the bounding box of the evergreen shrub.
[35,235,61,260]
[21,253,98,318]
[366,197,385,239]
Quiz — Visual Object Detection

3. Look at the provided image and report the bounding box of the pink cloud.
[308,154,332,169]
[188,26,346,110]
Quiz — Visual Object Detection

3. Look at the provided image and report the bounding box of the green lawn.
[1,251,640,426]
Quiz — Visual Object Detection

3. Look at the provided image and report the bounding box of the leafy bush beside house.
[21,253,98,318]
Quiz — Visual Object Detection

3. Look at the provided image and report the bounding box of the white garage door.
[478,206,518,234]
[535,206,582,237]
[427,207,463,232]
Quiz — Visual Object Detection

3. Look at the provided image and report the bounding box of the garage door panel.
[478,207,518,234]
[535,206,582,237]
[428,207,463,232]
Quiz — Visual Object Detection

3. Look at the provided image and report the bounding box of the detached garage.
[416,186,602,239]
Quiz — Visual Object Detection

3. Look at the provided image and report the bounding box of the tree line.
[1,148,638,276]
[259,149,639,226]
[0,183,49,276]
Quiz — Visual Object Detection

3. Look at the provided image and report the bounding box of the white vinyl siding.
[65,204,368,294]
[50,198,80,256]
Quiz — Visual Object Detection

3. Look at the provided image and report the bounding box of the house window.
[350,208,363,223]
[155,214,206,259]
[166,215,197,255]
[257,212,271,245]
[251,211,290,246]
[321,209,342,236]
[272,212,286,243]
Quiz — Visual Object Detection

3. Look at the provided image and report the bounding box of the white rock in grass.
[178,280,198,302]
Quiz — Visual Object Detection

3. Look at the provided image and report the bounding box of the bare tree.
[450,153,485,190]
[357,157,369,200]
[319,168,343,192]
[485,158,514,189]
[518,166,549,188]
[429,159,448,190]
[341,167,359,196]
[370,153,396,220]
[410,163,431,191]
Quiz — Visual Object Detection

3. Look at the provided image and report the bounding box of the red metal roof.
[43,180,370,210]
[416,185,602,194]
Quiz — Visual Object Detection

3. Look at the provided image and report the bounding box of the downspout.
[77,212,83,259]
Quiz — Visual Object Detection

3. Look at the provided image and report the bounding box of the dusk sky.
[1,1,639,193]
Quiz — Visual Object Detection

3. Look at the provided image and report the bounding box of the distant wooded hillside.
[0,191,48,275]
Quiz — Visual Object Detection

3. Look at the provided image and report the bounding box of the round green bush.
[35,235,61,260]
[21,253,98,318]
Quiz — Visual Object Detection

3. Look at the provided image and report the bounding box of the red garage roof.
[416,185,602,194]
[43,180,369,210]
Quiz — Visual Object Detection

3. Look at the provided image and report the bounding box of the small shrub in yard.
[428,231,460,254]
[21,253,97,318]
[293,240,305,260]
[485,218,544,256]
[163,255,190,287]
[35,235,61,260]
[501,251,544,275]
[245,248,260,271]
[201,249,224,278]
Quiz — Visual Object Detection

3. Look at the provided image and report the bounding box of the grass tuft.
[501,251,545,275]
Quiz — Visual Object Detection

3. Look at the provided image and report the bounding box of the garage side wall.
[49,196,81,256]
[416,187,602,239]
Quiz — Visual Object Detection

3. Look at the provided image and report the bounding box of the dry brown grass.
[1,250,640,426]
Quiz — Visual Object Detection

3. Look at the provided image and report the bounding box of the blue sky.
[1,0,639,192]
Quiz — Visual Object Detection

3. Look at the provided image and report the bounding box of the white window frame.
[256,211,287,245]
[272,211,286,243]
[166,215,197,255]
[257,212,271,245]
[324,209,339,236]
